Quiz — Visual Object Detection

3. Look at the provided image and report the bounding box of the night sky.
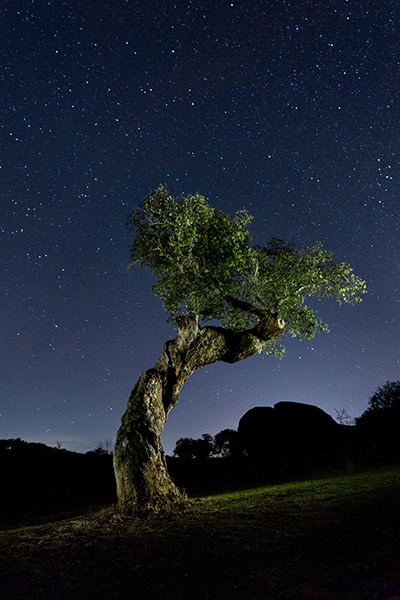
[1,0,399,455]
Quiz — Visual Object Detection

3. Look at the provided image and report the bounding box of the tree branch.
[223,294,263,317]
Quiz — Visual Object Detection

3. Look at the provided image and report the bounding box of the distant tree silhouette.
[362,381,400,413]
[194,434,215,460]
[334,408,354,426]
[173,437,196,460]
[214,429,242,457]
[0,437,59,458]
[356,381,400,450]
[91,439,114,455]
[173,434,215,460]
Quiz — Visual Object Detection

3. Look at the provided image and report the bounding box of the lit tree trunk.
[113,312,284,514]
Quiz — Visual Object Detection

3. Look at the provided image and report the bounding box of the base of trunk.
[113,447,187,515]
[113,368,188,515]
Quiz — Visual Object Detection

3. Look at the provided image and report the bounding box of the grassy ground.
[1,465,399,600]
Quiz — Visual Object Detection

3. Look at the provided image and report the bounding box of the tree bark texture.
[113,312,284,514]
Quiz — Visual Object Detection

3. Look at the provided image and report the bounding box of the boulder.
[238,401,340,458]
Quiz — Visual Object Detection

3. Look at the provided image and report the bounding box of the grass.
[1,465,399,599]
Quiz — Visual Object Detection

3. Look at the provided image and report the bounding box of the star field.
[1,0,399,453]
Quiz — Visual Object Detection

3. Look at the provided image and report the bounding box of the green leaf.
[127,187,366,348]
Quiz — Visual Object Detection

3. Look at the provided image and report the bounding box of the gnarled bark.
[113,312,284,514]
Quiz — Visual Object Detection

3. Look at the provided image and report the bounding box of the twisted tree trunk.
[113,312,284,514]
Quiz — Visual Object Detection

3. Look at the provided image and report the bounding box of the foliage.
[173,434,215,461]
[364,380,400,413]
[173,429,242,460]
[213,429,242,457]
[128,186,256,329]
[251,238,365,342]
[356,381,400,443]
[128,186,366,353]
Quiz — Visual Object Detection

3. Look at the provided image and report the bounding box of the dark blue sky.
[1,0,399,454]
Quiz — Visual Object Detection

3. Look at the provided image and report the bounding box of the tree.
[113,186,366,514]
[214,429,242,458]
[334,408,354,426]
[362,381,400,413]
[356,381,400,445]
[173,434,215,461]
[173,437,197,460]
[194,434,215,460]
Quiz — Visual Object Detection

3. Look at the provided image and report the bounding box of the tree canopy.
[356,381,400,447]
[173,429,241,460]
[356,381,400,427]
[365,381,400,413]
[128,186,366,354]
